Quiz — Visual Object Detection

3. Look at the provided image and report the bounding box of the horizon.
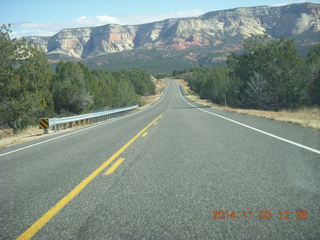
[2,0,320,38]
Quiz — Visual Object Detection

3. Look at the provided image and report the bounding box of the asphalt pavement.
[0,80,319,240]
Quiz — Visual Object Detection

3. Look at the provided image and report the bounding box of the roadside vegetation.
[179,79,320,129]
[184,36,320,110]
[178,36,320,129]
[0,25,155,133]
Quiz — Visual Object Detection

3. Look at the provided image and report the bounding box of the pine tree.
[306,45,320,106]
[0,25,53,130]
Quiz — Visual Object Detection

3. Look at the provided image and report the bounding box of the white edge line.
[177,82,320,155]
[0,83,169,157]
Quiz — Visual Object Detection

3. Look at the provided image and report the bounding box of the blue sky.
[2,0,320,37]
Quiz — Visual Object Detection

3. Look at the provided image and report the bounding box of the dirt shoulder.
[0,79,167,149]
[139,77,166,110]
[0,126,46,149]
[178,78,320,130]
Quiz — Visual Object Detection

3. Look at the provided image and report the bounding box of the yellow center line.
[16,114,163,240]
[153,122,158,125]
[141,132,148,137]
[104,158,125,175]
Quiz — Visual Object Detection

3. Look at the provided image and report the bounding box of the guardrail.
[39,105,139,133]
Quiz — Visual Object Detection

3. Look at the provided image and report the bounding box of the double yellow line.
[17,114,163,240]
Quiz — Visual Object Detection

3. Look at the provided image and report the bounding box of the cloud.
[10,29,57,39]
[73,15,121,27]
[8,9,207,38]
[10,15,121,38]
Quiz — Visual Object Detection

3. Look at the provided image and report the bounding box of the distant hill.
[26,2,320,73]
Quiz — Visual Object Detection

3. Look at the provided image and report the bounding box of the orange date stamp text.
[210,210,309,220]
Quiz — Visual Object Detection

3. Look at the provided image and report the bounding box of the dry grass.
[178,79,320,130]
[224,107,320,129]
[0,126,46,148]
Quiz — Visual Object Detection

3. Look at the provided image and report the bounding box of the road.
[0,80,319,240]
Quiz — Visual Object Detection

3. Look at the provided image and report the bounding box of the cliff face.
[26,2,320,59]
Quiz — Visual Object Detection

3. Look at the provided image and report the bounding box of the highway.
[0,80,319,240]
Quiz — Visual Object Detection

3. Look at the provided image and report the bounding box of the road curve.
[0,80,319,240]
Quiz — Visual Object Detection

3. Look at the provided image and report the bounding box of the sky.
[1,0,320,38]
